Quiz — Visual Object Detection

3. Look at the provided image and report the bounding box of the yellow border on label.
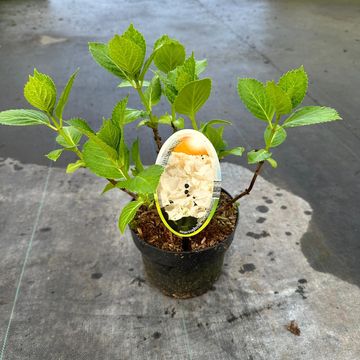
[154,193,219,238]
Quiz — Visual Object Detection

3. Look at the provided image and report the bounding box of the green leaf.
[219,146,245,159]
[101,181,116,194]
[153,35,186,73]
[174,78,212,118]
[67,118,118,159]
[118,80,149,88]
[45,149,63,161]
[122,24,146,58]
[98,119,120,149]
[265,81,292,116]
[278,66,308,108]
[117,165,164,194]
[158,113,172,125]
[173,117,185,130]
[264,125,287,148]
[247,149,272,164]
[112,97,129,128]
[56,126,82,148]
[124,108,147,124]
[108,34,144,77]
[200,119,232,132]
[0,109,50,126]
[136,119,150,128]
[83,139,124,179]
[118,199,144,233]
[55,68,79,119]
[88,42,126,79]
[195,59,207,75]
[66,160,85,173]
[266,158,278,168]
[283,106,342,128]
[131,138,144,174]
[237,78,274,122]
[144,76,162,106]
[24,69,57,113]
[175,54,197,91]
[202,125,228,154]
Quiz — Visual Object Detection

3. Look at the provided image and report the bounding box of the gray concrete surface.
[0,0,360,359]
[1,159,359,359]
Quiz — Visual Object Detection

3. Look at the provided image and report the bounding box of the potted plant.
[0,24,341,298]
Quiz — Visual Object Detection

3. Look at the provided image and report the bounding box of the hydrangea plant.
[0,24,341,235]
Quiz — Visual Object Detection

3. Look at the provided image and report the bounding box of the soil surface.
[131,191,238,252]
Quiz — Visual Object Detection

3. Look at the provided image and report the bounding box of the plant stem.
[171,105,177,133]
[135,81,162,152]
[107,178,136,199]
[189,113,198,130]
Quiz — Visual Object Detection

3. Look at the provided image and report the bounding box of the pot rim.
[130,188,239,255]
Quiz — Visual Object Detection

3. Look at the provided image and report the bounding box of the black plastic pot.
[131,189,239,298]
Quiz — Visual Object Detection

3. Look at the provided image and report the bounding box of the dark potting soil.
[131,191,238,252]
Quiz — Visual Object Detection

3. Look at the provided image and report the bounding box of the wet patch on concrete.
[246,230,270,239]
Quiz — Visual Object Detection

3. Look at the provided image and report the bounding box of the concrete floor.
[0,0,360,359]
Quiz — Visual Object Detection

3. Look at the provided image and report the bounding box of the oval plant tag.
[155,129,221,237]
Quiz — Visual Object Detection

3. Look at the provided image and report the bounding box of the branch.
[217,161,265,212]
[152,127,162,152]
[106,178,137,199]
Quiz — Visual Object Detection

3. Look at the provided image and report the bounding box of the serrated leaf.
[88,42,126,79]
[219,146,245,159]
[266,158,278,168]
[55,68,79,119]
[264,125,287,148]
[83,139,124,179]
[117,165,164,194]
[195,59,207,75]
[174,78,212,118]
[237,78,274,122]
[247,149,272,164]
[131,138,144,174]
[45,149,63,161]
[283,106,342,128]
[144,76,162,106]
[0,109,50,126]
[56,126,82,148]
[98,119,120,149]
[124,108,147,124]
[153,35,186,73]
[24,69,57,113]
[118,80,149,88]
[175,54,197,91]
[123,24,146,59]
[265,81,292,116]
[108,35,144,77]
[278,66,308,108]
[66,160,85,173]
[118,199,144,233]
[112,97,129,128]
[67,118,118,159]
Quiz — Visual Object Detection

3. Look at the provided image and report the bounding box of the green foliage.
[153,35,186,73]
[265,81,292,116]
[131,138,144,175]
[118,199,144,233]
[24,69,57,113]
[237,78,274,122]
[46,149,63,161]
[247,149,272,164]
[174,78,212,129]
[0,109,50,126]
[55,69,79,119]
[264,125,287,148]
[144,76,162,107]
[56,126,82,148]
[278,66,308,108]
[117,165,164,194]
[283,106,341,128]
[66,160,85,173]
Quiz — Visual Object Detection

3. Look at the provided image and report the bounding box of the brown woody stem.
[106,178,137,199]
[152,127,162,152]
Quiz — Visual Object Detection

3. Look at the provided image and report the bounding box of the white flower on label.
[157,151,215,221]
